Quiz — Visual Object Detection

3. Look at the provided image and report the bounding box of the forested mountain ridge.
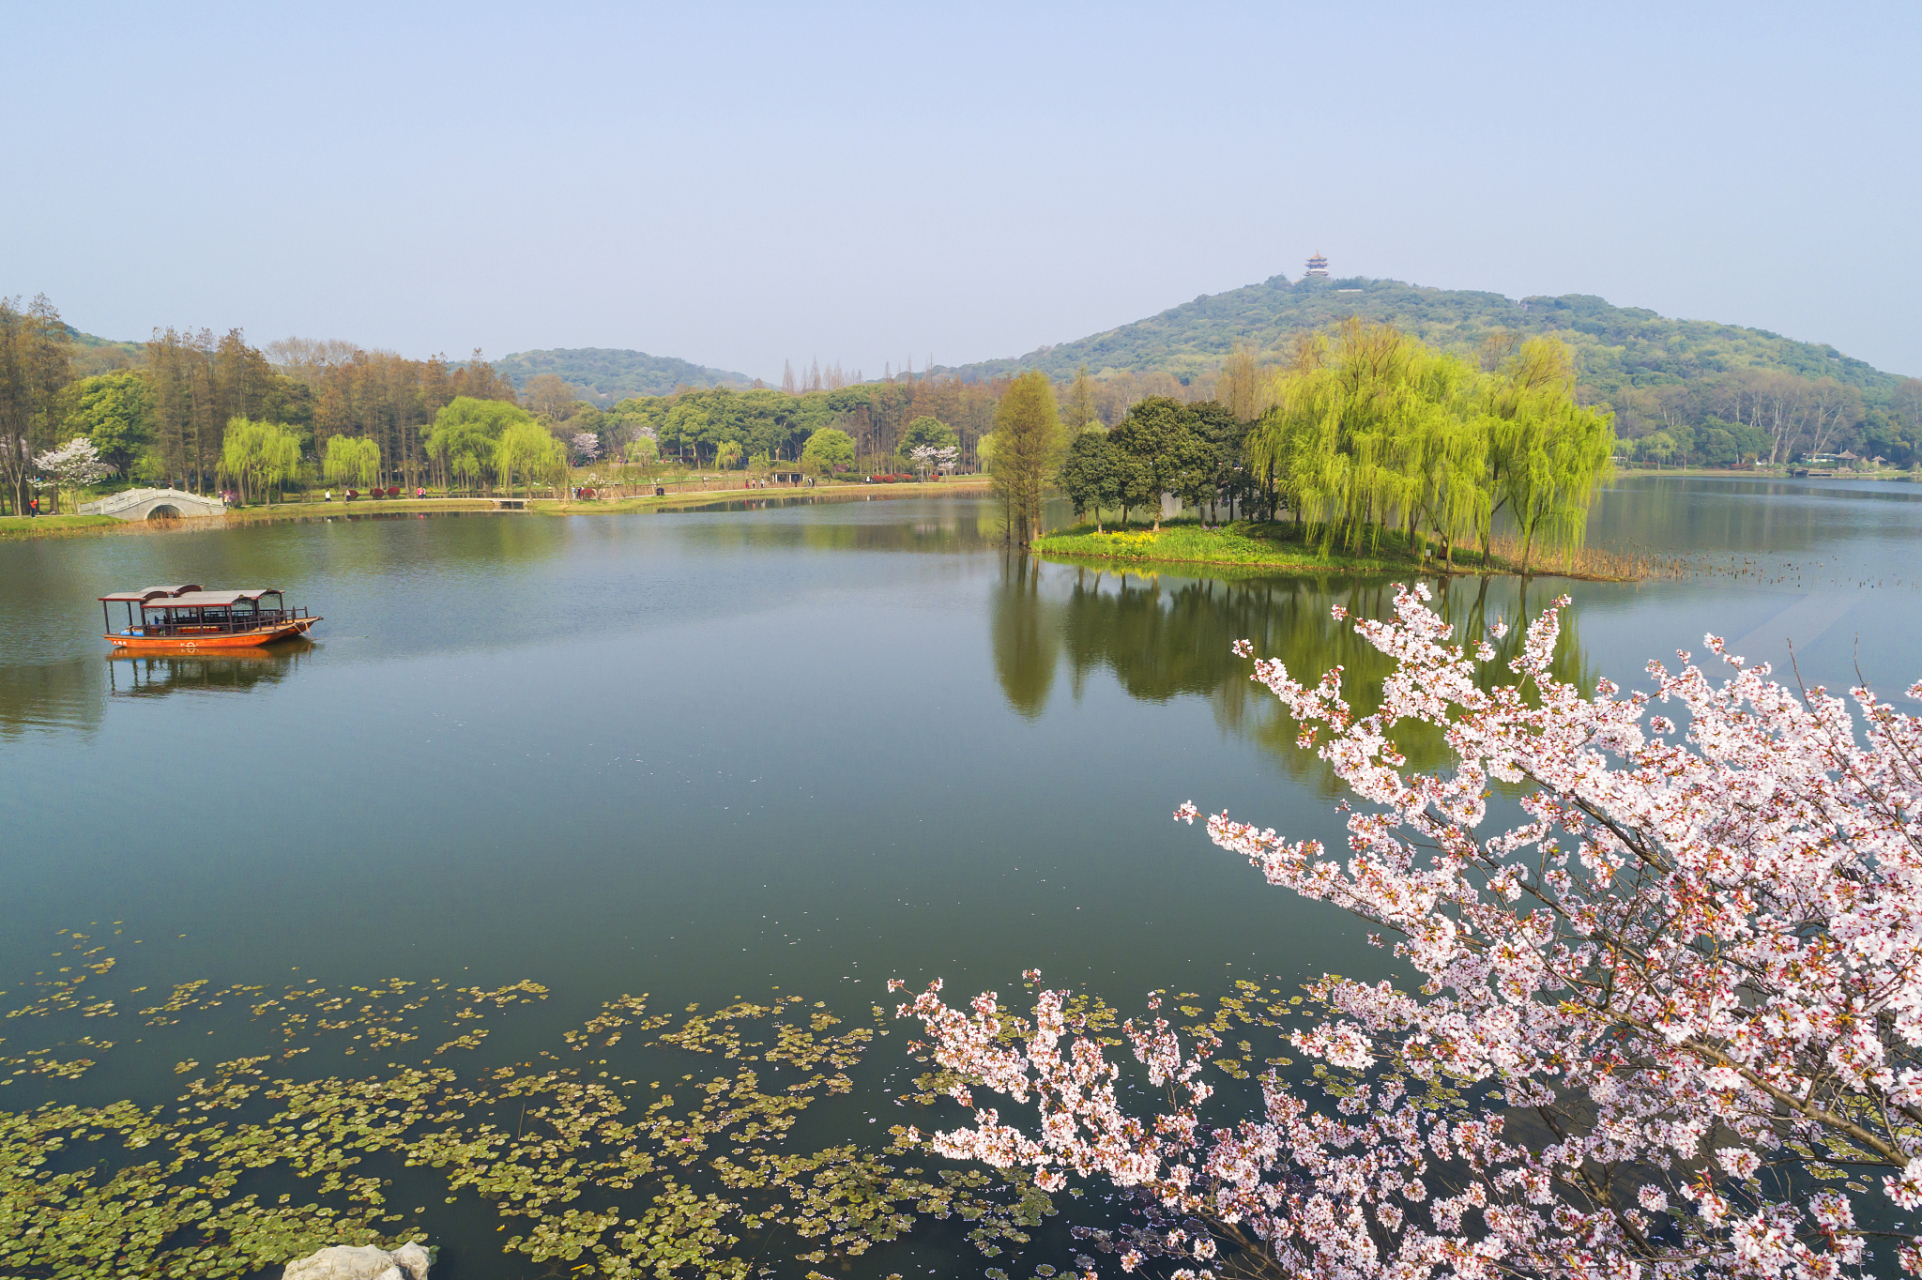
[490,347,755,401]
[50,326,752,402]
[17,266,1918,498]
[947,275,1907,406]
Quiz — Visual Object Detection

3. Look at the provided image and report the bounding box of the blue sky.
[6,1,1916,380]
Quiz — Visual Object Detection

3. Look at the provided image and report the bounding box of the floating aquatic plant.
[0,934,1080,1279]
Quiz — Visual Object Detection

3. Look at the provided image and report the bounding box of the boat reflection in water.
[105,639,315,699]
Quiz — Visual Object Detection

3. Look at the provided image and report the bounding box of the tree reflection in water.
[990,555,1060,717]
[0,657,104,738]
[992,558,1593,793]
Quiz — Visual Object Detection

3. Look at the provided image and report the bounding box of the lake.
[2,475,1918,1277]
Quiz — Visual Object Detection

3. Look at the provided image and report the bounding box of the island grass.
[1034,519,1666,582]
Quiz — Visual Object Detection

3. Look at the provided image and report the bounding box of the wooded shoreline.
[0,476,994,539]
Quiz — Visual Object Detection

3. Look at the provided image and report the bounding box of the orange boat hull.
[105,617,321,652]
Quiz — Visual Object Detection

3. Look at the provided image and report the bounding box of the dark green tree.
[903,415,958,451]
[1058,429,1123,530]
[59,371,153,477]
[1184,400,1251,522]
[1110,396,1205,530]
[800,427,855,474]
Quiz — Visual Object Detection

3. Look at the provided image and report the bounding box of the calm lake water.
[3,475,1919,1276]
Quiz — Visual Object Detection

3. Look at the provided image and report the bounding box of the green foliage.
[493,349,755,402]
[1110,397,1215,530]
[990,372,1064,546]
[1057,430,1122,527]
[1485,340,1617,571]
[426,396,534,492]
[323,435,381,489]
[1250,321,1614,569]
[60,324,145,377]
[800,427,854,474]
[1063,368,1099,430]
[902,416,958,451]
[0,934,1054,1280]
[495,419,567,497]
[220,418,302,505]
[59,372,153,475]
[948,274,1907,412]
[1183,400,1252,514]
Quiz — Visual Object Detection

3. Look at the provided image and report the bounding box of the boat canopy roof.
[98,584,203,603]
[141,589,283,609]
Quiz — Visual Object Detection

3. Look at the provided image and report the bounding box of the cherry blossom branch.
[899,584,1922,1279]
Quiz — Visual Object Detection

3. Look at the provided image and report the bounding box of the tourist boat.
[98,584,321,651]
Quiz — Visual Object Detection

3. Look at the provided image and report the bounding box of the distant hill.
[946,276,1907,405]
[59,325,145,377]
[491,348,756,402]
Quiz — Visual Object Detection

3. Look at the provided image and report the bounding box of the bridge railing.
[80,488,228,518]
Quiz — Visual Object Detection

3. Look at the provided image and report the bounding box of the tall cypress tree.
[990,371,1063,546]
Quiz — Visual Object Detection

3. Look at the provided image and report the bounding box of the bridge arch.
[80,488,228,522]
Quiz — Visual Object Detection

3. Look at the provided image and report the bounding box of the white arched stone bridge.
[79,488,228,521]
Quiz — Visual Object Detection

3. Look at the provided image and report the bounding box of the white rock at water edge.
[281,1240,431,1280]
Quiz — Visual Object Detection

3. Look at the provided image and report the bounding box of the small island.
[1034,517,1662,582]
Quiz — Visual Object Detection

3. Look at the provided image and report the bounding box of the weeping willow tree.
[495,419,567,498]
[426,395,534,494]
[1250,320,1480,555]
[220,417,303,506]
[1481,338,1616,573]
[1392,382,1491,568]
[448,445,485,494]
[323,435,382,491]
[1247,319,1612,572]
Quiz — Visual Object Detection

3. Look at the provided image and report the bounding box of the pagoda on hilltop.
[1304,252,1329,278]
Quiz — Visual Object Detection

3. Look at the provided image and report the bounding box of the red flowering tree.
[900,584,1922,1280]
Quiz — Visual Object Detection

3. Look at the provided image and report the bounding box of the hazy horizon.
[8,1,1916,382]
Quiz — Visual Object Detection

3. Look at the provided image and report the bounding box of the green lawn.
[0,514,125,539]
[1032,519,1644,581]
[1034,520,1438,573]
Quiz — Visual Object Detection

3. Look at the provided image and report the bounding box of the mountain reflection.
[993,559,1593,791]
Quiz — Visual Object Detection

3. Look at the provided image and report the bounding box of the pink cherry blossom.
[901,584,1922,1279]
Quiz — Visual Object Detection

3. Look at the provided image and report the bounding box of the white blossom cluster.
[33,436,112,489]
[909,444,959,476]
